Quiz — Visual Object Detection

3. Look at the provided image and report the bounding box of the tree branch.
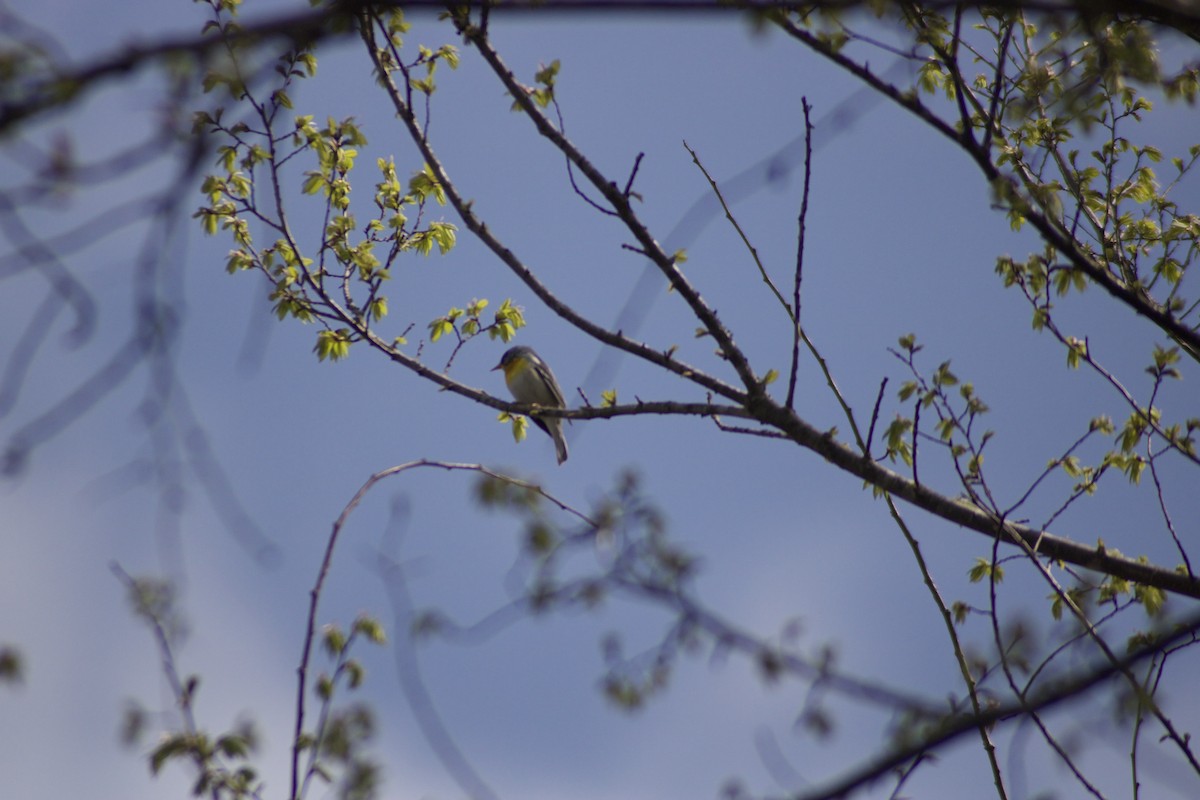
[789,605,1200,800]
[758,400,1200,599]
[358,11,750,406]
[457,14,768,398]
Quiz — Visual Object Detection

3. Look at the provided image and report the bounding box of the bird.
[492,345,569,464]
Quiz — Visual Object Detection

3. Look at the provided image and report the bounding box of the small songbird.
[492,345,569,464]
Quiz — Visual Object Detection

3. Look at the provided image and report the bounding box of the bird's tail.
[549,420,569,465]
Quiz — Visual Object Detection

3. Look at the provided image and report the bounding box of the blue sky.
[2,4,1199,799]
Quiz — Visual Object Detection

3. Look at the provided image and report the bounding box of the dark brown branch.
[459,19,767,398]
[362,8,1200,600]
[865,378,888,458]
[5,0,1197,134]
[357,12,749,406]
[786,98,813,410]
[790,606,1200,800]
[758,400,1200,599]
[774,16,1200,361]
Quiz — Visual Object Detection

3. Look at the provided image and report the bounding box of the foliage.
[3,2,1200,800]
[117,566,387,800]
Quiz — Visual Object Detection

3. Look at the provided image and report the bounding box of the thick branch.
[5,0,1197,133]
[458,18,767,398]
[759,401,1200,599]
[774,17,1200,360]
[363,11,1200,599]
[792,604,1200,800]
[358,14,749,405]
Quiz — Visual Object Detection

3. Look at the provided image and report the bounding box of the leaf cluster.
[297,616,387,800]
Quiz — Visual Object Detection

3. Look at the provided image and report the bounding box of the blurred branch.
[293,460,592,800]
[378,553,501,800]
[2,0,1197,137]
[113,564,265,798]
[790,605,1200,800]
[0,3,356,134]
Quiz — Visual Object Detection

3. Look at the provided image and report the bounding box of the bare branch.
[786,99,814,410]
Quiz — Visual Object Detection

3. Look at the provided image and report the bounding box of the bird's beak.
[490,361,503,372]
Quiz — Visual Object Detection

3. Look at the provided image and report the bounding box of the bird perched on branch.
[493,345,569,464]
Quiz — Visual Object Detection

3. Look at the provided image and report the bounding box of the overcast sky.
[3,3,1199,800]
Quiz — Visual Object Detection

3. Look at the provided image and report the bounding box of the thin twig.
[684,140,794,324]
[793,605,1200,800]
[866,378,888,460]
[881,501,1009,799]
[786,98,813,410]
[291,459,595,799]
[623,152,645,199]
